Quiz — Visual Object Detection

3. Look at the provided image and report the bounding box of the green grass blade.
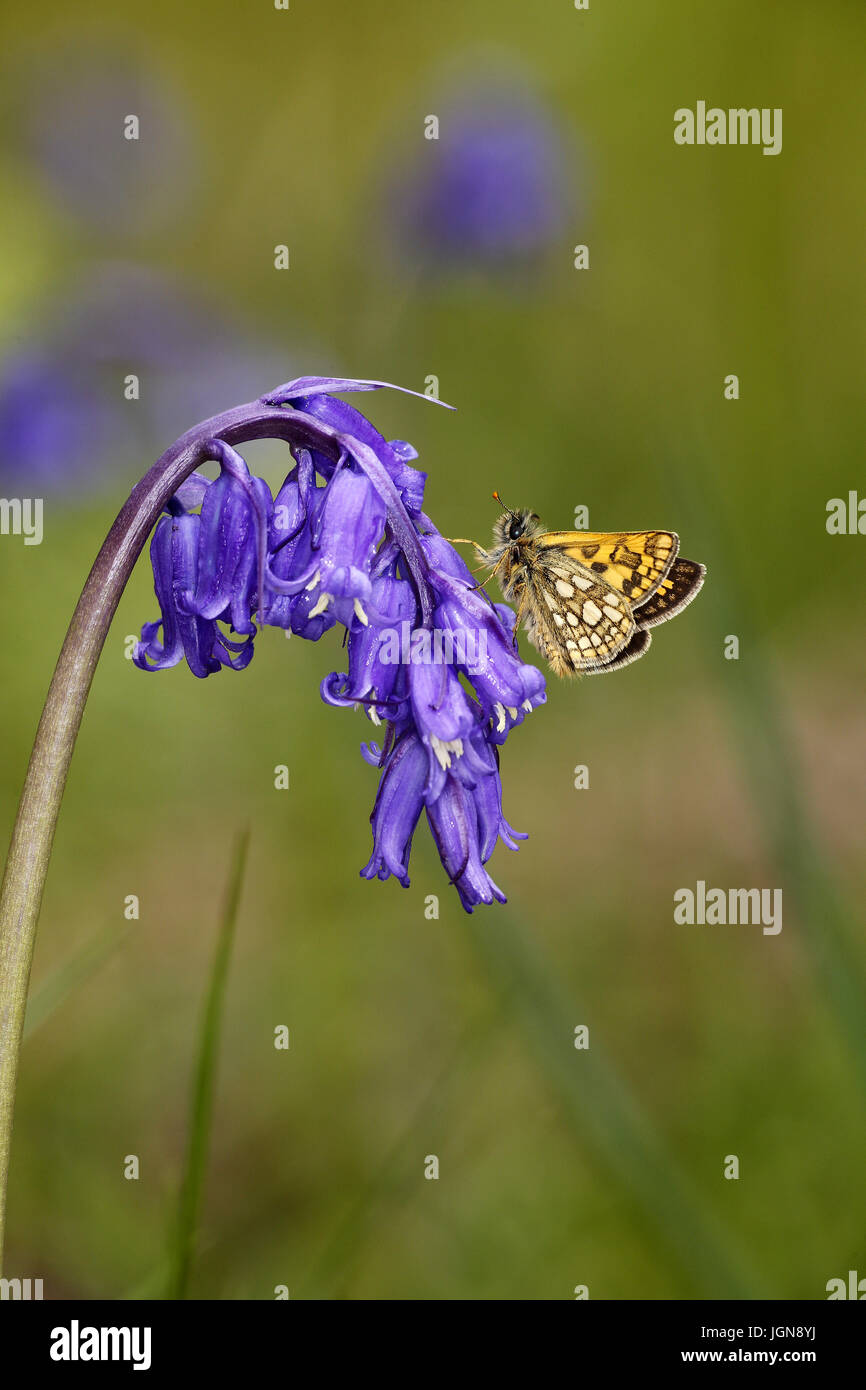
[463,905,769,1299]
[168,828,250,1300]
[298,1014,498,1298]
[23,924,133,1041]
[717,626,866,1094]
[671,429,866,1096]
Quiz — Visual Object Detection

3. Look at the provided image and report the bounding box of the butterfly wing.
[632,558,706,628]
[590,627,653,673]
[519,547,638,676]
[537,530,679,605]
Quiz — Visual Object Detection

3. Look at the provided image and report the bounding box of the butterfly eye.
[508,517,524,541]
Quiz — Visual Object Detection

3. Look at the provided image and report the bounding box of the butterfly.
[460,494,706,677]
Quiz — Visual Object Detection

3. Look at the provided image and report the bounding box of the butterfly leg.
[468,549,510,594]
[509,584,530,650]
[446,537,503,591]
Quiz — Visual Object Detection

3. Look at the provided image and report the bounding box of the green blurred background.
[1,0,865,1299]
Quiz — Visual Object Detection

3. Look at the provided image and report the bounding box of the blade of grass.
[124,1259,173,1301]
[670,426,866,1096]
[23,924,133,1041]
[167,828,250,1300]
[297,1012,498,1299]
[461,903,769,1299]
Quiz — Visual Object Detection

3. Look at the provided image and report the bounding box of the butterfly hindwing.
[591,627,653,673]
[632,558,706,629]
[521,548,636,676]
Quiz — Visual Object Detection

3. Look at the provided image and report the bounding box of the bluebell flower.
[386,78,573,275]
[426,773,509,910]
[321,571,417,724]
[0,263,294,495]
[360,731,427,887]
[0,350,122,490]
[134,376,546,911]
[419,533,546,743]
[270,465,387,631]
[362,726,527,912]
[21,45,195,235]
[133,444,270,676]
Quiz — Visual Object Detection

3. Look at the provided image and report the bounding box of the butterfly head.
[491,492,541,548]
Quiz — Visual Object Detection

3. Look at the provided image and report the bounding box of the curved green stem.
[0,399,336,1268]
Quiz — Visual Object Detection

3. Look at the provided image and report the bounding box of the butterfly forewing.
[537,530,679,605]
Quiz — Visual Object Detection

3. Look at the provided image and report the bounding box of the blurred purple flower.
[0,264,295,494]
[0,351,123,489]
[387,80,573,273]
[134,376,546,911]
[19,45,196,235]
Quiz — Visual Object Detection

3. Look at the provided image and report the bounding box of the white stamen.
[308,591,332,618]
[354,598,369,626]
[431,736,464,770]
[305,568,321,591]
[494,702,507,733]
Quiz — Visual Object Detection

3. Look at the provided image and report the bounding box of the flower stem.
[0,399,332,1268]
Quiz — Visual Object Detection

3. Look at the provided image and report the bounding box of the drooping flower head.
[134,377,546,911]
